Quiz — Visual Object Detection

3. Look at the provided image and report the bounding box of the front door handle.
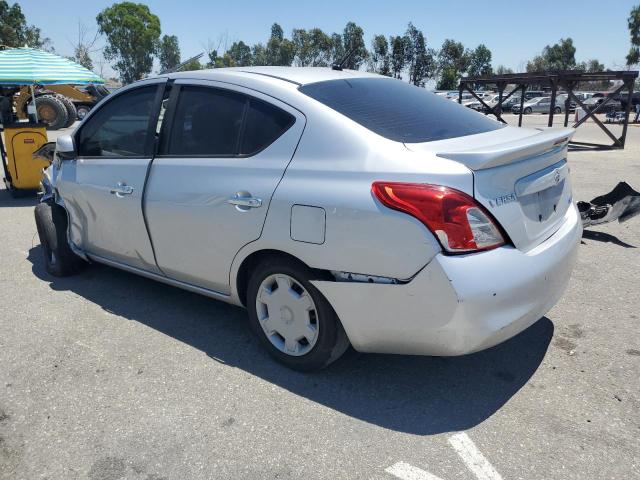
[110,182,134,196]
[227,194,262,209]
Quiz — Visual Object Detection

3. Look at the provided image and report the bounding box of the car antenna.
[160,52,204,75]
[332,48,356,71]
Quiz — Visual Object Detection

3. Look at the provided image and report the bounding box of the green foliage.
[369,34,390,76]
[158,34,180,73]
[292,28,332,66]
[181,57,202,71]
[342,22,367,69]
[627,5,640,66]
[96,2,161,84]
[0,0,50,49]
[404,23,434,86]
[495,65,514,75]
[467,44,493,77]
[389,35,406,79]
[526,38,576,72]
[266,23,295,66]
[227,40,252,66]
[436,39,471,89]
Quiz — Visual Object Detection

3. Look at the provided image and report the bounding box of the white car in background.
[36,67,581,370]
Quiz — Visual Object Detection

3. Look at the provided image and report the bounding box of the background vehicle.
[512,96,563,114]
[36,67,581,371]
[10,83,111,129]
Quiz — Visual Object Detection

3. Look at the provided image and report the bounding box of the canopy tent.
[0,47,104,85]
[0,47,104,122]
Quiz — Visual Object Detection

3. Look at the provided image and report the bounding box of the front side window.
[299,78,503,143]
[77,85,157,157]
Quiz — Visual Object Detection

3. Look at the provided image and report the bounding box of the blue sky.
[17,0,640,77]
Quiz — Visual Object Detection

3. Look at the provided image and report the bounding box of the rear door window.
[162,86,295,157]
[240,99,294,155]
[165,86,246,156]
[299,78,503,143]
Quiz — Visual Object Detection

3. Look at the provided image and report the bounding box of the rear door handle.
[227,195,262,208]
[110,182,134,196]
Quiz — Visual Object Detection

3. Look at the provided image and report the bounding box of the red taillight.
[371,182,505,253]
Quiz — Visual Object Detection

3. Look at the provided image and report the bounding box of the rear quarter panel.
[230,101,474,287]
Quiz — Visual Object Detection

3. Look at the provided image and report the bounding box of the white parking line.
[448,432,503,480]
[385,461,445,480]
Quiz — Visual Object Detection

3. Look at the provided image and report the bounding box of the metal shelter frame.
[458,70,639,149]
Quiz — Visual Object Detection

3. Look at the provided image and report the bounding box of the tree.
[329,33,344,65]
[158,34,180,72]
[292,28,333,67]
[342,21,367,70]
[527,38,576,72]
[69,21,99,70]
[627,5,640,66]
[0,0,50,48]
[264,23,295,66]
[226,40,252,66]
[436,39,471,89]
[182,57,202,71]
[467,44,493,77]
[369,34,390,76]
[389,35,406,79]
[495,65,514,75]
[403,23,434,86]
[96,2,161,84]
[577,58,604,72]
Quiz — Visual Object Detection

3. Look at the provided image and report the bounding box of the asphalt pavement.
[0,117,639,479]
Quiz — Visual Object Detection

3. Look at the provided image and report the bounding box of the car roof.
[163,66,381,86]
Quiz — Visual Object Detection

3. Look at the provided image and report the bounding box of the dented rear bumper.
[312,204,582,356]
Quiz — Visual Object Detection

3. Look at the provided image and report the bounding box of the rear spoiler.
[436,128,574,170]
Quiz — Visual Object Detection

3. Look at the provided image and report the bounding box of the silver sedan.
[36,67,582,370]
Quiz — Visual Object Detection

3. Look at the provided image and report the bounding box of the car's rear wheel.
[246,257,349,371]
[34,201,86,276]
[554,106,562,114]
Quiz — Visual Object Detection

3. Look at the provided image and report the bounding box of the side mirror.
[56,134,76,161]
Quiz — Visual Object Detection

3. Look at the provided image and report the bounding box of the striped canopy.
[0,47,104,85]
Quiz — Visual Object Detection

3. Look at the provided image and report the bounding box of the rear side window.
[77,85,157,157]
[299,78,504,143]
[164,86,294,157]
[241,99,294,155]
[166,86,246,156]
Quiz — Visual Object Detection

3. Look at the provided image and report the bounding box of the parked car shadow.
[27,246,553,436]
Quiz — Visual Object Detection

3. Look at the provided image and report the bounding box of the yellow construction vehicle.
[12,83,110,130]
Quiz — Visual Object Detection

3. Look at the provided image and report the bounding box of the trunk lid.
[405,126,575,252]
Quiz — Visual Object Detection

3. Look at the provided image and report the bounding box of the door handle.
[227,194,262,208]
[110,182,134,196]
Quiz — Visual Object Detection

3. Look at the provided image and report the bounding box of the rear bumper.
[312,204,582,356]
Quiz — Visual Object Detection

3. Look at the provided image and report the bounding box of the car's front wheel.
[246,257,349,371]
[524,107,532,114]
[34,201,86,276]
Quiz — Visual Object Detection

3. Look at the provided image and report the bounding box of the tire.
[524,107,532,114]
[554,106,562,114]
[34,201,85,276]
[246,256,350,371]
[55,95,78,128]
[35,95,69,130]
[76,105,91,120]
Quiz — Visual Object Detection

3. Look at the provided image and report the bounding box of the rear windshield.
[299,77,504,143]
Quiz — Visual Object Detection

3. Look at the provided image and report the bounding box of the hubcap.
[255,274,319,356]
